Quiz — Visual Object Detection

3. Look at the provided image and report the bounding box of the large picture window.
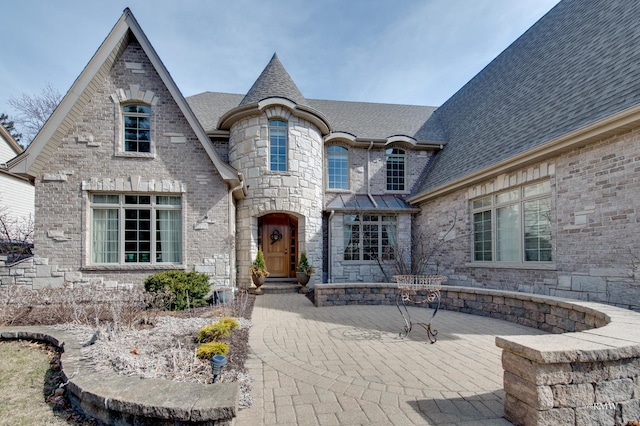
[472,181,552,263]
[344,214,396,261]
[327,145,349,189]
[123,104,151,153]
[269,119,287,171]
[91,194,181,264]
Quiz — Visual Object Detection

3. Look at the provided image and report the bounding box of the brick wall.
[413,129,640,310]
[30,40,232,289]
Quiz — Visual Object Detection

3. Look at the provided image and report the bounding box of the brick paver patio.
[237,293,546,425]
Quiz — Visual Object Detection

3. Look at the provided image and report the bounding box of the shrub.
[197,317,240,343]
[197,341,229,359]
[144,270,210,311]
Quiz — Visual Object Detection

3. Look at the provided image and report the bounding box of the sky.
[1,0,561,124]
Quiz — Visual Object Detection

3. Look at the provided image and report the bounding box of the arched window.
[123,104,151,153]
[386,148,406,191]
[327,145,349,189]
[269,119,287,171]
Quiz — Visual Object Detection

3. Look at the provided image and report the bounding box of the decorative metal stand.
[393,275,447,344]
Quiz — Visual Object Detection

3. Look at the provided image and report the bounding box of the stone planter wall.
[314,283,640,425]
[0,327,238,425]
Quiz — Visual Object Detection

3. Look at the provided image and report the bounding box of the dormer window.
[123,104,151,153]
[269,119,287,171]
[386,148,406,191]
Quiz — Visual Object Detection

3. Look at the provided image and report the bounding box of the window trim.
[89,193,183,266]
[471,180,552,264]
[386,147,407,192]
[269,119,288,172]
[327,145,350,191]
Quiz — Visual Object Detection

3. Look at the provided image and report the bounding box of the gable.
[7,9,244,197]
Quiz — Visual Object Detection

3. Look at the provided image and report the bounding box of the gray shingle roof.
[187,92,436,140]
[240,53,308,107]
[413,0,640,195]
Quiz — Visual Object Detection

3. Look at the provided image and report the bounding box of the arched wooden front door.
[259,214,298,278]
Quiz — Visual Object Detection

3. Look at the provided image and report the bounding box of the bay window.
[344,214,396,261]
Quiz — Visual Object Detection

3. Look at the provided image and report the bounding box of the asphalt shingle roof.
[240,53,308,107]
[187,93,436,141]
[413,0,640,195]
[189,0,640,199]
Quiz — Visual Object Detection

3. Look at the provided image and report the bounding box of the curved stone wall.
[314,283,640,425]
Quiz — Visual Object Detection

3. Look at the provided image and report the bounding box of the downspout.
[328,210,334,283]
[367,141,378,208]
[228,175,245,289]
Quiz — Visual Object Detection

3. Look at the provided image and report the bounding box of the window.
[91,194,182,264]
[344,214,396,261]
[472,181,552,262]
[386,148,406,191]
[327,146,349,189]
[123,104,151,153]
[269,119,287,171]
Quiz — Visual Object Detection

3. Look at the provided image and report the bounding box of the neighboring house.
[6,0,640,309]
[0,125,34,232]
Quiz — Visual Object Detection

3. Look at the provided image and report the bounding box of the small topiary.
[143,270,210,311]
[197,341,229,359]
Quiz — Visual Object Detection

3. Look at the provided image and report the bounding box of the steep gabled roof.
[240,53,308,107]
[8,8,244,194]
[412,0,640,199]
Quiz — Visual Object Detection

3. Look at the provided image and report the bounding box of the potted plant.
[296,251,314,291]
[249,249,269,294]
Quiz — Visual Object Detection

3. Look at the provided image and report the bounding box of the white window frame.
[327,145,349,190]
[386,148,406,192]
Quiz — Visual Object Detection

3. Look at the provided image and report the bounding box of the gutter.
[366,141,378,208]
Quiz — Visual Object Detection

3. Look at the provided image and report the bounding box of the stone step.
[256,280,302,294]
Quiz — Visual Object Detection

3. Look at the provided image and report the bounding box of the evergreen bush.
[143,270,210,311]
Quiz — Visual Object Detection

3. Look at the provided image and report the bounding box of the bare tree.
[7,82,62,144]
[0,206,34,264]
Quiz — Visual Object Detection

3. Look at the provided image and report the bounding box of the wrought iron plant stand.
[393,274,447,344]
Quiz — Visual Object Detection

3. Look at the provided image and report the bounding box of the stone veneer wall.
[412,129,640,310]
[229,107,324,288]
[314,283,640,425]
[30,40,233,290]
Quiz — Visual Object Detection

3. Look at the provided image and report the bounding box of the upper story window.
[328,145,349,190]
[386,148,406,191]
[471,180,552,263]
[269,119,287,171]
[91,194,182,265]
[123,104,151,153]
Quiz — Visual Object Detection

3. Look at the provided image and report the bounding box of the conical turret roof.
[240,53,308,107]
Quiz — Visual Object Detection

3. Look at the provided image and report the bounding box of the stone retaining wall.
[314,283,640,425]
[0,327,238,425]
